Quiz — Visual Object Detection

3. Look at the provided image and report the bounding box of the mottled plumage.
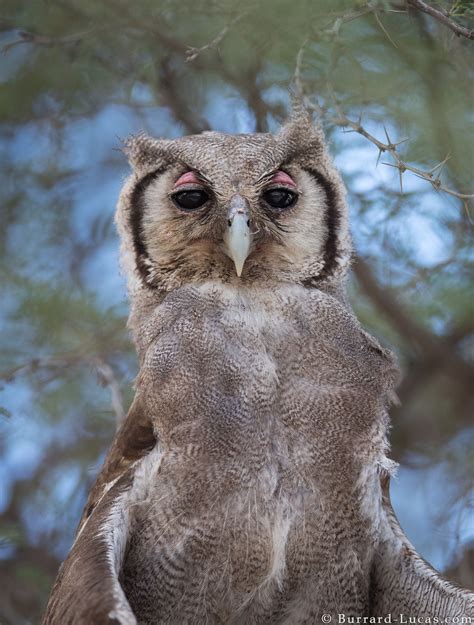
[43,111,473,624]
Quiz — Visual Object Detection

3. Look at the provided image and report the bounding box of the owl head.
[116,109,351,316]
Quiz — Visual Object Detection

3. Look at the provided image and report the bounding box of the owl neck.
[128,278,351,362]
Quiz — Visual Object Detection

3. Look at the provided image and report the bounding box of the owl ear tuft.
[121,133,172,172]
[278,98,325,159]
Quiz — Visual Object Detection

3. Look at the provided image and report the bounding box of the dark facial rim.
[129,167,168,287]
[302,168,340,282]
[128,166,340,287]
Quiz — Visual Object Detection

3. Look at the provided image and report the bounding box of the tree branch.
[1,354,126,426]
[294,39,474,203]
[156,57,209,134]
[94,358,126,427]
[1,27,97,54]
[407,0,474,40]
[352,256,473,388]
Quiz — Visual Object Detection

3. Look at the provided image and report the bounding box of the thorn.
[463,201,473,225]
[374,11,399,49]
[429,153,451,175]
[412,172,431,181]
[394,137,409,148]
[383,126,407,152]
[376,148,384,167]
[382,160,406,172]
[382,159,405,192]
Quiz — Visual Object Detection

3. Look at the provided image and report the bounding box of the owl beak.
[224,195,252,277]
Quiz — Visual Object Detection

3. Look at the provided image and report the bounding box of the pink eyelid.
[174,171,201,187]
[269,170,296,187]
[174,170,296,188]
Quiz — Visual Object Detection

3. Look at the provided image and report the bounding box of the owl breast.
[120,282,395,624]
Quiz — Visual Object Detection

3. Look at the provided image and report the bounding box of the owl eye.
[171,190,210,211]
[262,188,298,210]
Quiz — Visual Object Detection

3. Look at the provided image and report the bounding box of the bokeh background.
[1,1,473,623]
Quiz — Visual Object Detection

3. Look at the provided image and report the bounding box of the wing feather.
[370,475,474,618]
[42,398,158,625]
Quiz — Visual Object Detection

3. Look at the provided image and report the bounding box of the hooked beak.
[223,194,252,277]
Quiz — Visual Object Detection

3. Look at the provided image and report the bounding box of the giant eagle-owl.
[42,111,474,624]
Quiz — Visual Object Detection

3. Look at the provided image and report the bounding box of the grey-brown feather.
[42,110,473,625]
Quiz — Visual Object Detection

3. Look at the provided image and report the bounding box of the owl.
[42,110,473,625]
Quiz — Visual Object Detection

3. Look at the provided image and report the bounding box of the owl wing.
[370,475,474,617]
[42,397,158,625]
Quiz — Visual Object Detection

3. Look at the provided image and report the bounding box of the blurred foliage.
[0,1,473,623]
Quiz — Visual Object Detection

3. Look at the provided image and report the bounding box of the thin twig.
[1,353,126,426]
[186,11,248,62]
[1,27,96,54]
[94,358,126,426]
[0,354,85,381]
[320,5,376,37]
[407,0,474,40]
[374,11,399,48]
